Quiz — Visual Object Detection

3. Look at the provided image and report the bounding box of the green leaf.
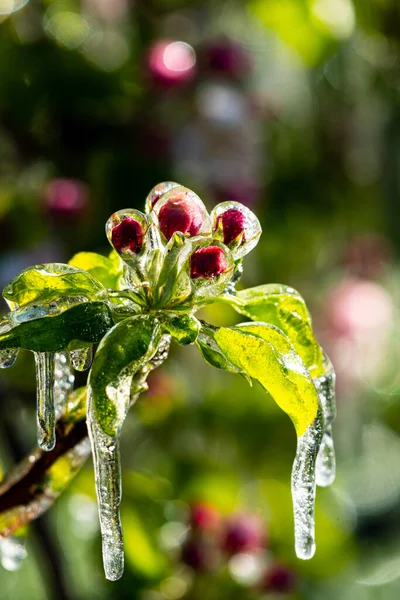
[212,322,319,436]
[153,233,192,308]
[196,324,248,377]
[88,314,162,436]
[0,302,113,352]
[122,507,167,580]
[3,263,107,309]
[221,284,325,377]
[69,251,123,289]
[159,312,200,345]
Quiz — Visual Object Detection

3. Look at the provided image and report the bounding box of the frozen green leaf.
[69,251,123,289]
[210,322,319,436]
[159,312,200,345]
[88,314,162,436]
[196,324,247,376]
[220,284,325,377]
[0,302,113,353]
[3,263,107,310]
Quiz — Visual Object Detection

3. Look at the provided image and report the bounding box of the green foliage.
[69,251,124,289]
[197,322,319,436]
[88,315,163,436]
[3,264,107,309]
[0,302,113,352]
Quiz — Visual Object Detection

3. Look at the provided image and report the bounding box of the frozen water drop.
[291,408,324,560]
[69,346,93,371]
[0,538,27,572]
[34,352,56,451]
[0,348,19,369]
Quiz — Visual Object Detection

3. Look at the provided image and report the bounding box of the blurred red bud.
[222,515,265,556]
[44,178,89,222]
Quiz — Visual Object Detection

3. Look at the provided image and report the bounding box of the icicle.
[34,352,56,451]
[69,346,93,372]
[54,352,75,420]
[291,407,324,560]
[88,334,171,581]
[87,368,135,581]
[0,348,19,369]
[315,359,337,488]
[0,538,27,571]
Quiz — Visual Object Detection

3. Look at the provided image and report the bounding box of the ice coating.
[145,181,180,213]
[34,352,56,451]
[0,538,27,571]
[87,334,171,580]
[0,348,19,369]
[211,201,261,259]
[315,358,336,487]
[106,209,149,261]
[69,346,93,372]
[291,407,324,560]
[54,352,75,420]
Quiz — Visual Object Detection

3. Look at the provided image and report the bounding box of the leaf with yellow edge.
[213,322,319,436]
[218,284,325,377]
[69,251,123,289]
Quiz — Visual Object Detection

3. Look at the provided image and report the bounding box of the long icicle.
[315,357,336,487]
[88,335,170,581]
[34,352,56,451]
[291,406,324,560]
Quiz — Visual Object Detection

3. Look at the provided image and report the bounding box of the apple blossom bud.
[111,217,144,254]
[190,503,221,531]
[211,201,261,259]
[216,208,246,246]
[262,563,297,593]
[106,209,148,258]
[155,187,211,241]
[190,246,228,279]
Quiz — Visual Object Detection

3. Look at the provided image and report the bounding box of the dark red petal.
[158,193,203,240]
[217,208,246,246]
[111,217,144,254]
[190,246,228,279]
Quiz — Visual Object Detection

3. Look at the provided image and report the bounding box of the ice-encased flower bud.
[106,209,148,256]
[154,186,211,241]
[145,181,180,213]
[211,201,261,259]
[190,246,228,279]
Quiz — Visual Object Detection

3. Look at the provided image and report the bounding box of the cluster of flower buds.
[178,502,297,595]
[105,182,261,307]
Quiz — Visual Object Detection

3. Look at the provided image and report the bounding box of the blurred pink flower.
[147,40,196,87]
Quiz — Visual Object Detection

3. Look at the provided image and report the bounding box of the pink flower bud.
[44,178,89,222]
[158,192,203,240]
[147,40,196,87]
[190,246,228,279]
[216,208,246,246]
[111,217,144,254]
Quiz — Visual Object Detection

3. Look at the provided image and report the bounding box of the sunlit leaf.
[209,323,319,436]
[221,284,325,377]
[3,264,107,310]
[69,251,123,289]
[159,312,200,345]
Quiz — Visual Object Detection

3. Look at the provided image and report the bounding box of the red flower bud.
[158,192,203,240]
[180,540,213,572]
[111,217,144,254]
[190,246,228,279]
[216,208,246,246]
[211,201,261,259]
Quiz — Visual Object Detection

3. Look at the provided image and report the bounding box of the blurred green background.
[0,0,400,598]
